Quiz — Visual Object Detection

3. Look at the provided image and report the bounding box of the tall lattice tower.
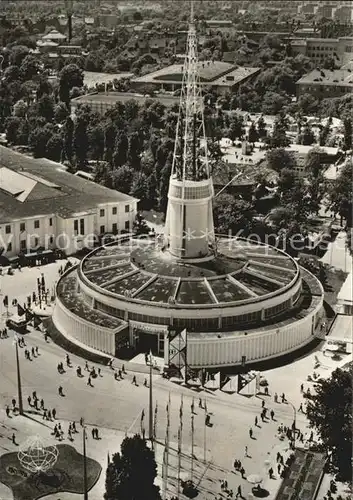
[165,2,215,260]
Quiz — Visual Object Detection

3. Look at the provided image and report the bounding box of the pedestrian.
[269,467,274,479]
[52,408,56,419]
[40,398,44,410]
[236,485,242,498]
[35,346,39,355]
[255,416,258,427]
[5,405,10,417]
[270,409,275,420]
[264,386,269,395]
[43,409,47,420]
[145,352,148,364]
[199,398,203,408]
[122,364,126,374]
[309,431,313,442]
[114,371,118,380]
[132,375,137,385]
[66,354,71,366]
[249,427,253,439]
[87,376,92,386]
[12,433,16,445]
[95,428,99,439]
[143,378,148,387]
[47,410,52,420]
[80,417,84,427]
[240,467,245,479]
[72,421,77,433]
[85,361,89,371]
[281,393,286,403]
[298,403,303,413]
[274,393,278,403]
[277,464,281,475]
[118,369,122,378]
[58,386,63,396]
[244,445,248,457]
[32,391,37,400]
[12,398,16,409]
[98,368,101,377]
[32,347,35,357]
[27,395,31,406]
[261,399,265,408]
[300,383,304,392]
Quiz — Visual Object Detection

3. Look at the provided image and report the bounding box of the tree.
[257,115,267,138]
[213,194,255,235]
[343,118,352,151]
[248,122,258,144]
[266,115,290,148]
[54,102,70,123]
[133,213,150,235]
[266,148,296,173]
[73,116,88,169]
[59,64,83,106]
[113,132,128,169]
[13,99,28,117]
[46,133,63,162]
[19,54,39,80]
[110,164,134,193]
[305,147,323,178]
[104,434,161,500]
[130,172,149,209]
[28,124,53,157]
[62,116,74,165]
[227,114,244,141]
[9,45,29,66]
[306,367,352,482]
[5,116,22,144]
[299,124,315,146]
[37,94,54,122]
[328,160,353,227]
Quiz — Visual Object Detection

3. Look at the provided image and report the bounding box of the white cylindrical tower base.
[165,177,215,259]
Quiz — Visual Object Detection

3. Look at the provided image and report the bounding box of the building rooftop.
[42,29,66,40]
[0,146,137,223]
[296,68,353,87]
[83,71,134,87]
[71,92,180,108]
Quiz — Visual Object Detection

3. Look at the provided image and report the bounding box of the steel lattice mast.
[165,1,215,260]
[171,1,210,182]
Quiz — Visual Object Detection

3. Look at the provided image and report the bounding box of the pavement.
[320,230,353,274]
[0,260,351,500]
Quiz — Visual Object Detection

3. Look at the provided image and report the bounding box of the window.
[5,225,11,234]
[34,220,40,229]
[112,207,117,215]
[100,225,105,234]
[80,218,85,235]
[125,220,130,231]
[49,218,53,226]
[125,205,129,213]
[49,235,54,244]
[112,223,117,233]
[33,237,39,247]
[100,209,105,217]
[7,242,12,252]
[20,222,26,232]
[74,220,78,234]
[20,239,26,250]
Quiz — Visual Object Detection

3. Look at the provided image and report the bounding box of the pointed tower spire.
[164,1,215,260]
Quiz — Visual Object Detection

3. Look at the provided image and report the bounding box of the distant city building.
[290,36,353,67]
[71,92,180,115]
[130,61,261,95]
[0,147,137,258]
[296,68,353,98]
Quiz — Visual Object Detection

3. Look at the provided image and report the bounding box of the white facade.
[1,200,137,258]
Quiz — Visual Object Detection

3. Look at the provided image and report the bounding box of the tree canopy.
[104,434,161,500]
[306,366,352,483]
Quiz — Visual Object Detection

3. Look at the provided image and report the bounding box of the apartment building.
[296,68,353,98]
[290,36,353,67]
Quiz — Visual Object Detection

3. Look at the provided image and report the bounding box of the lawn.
[0,444,101,500]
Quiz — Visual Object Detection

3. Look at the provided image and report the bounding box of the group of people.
[0,328,9,339]
[24,346,39,360]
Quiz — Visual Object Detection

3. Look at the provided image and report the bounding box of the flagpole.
[191,413,194,482]
[148,351,153,447]
[203,399,207,463]
[14,337,24,415]
[83,426,88,500]
[178,394,183,499]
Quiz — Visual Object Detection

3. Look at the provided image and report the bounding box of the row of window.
[7,235,54,252]
[99,221,130,235]
[74,220,130,235]
[99,205,130,218]
[4,218,53,234]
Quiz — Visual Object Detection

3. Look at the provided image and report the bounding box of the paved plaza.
[0,261,351,500]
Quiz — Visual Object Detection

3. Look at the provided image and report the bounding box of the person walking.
[27,395,31,406]
[240,467,245,479]
[281,393,286,403]
[47,410,52,420]
[31,347,35,358]
[261,399,265,408]
[270,409,275,420]
[268,467,274,479]
[12,433,16,445]
[85,361,89,371]
[98,368,101,377]
[300,383,304,393]
[5,405,10,417]
[12,398,16,409]
[66,354,71,366]
[43,409,47,420]
[35,346,39,355]
[143,378,148,387]
[40,398,44,410]
[87,376,92,387]
[132,375,137,385]
[58,386,63,396]
[254,416,258,427]
[118,369,122,379]
[244,445,248,457]
[298,403,303,413]
[52,408,56,419]
[274,392,278,403]
[249,428,253,439]
[122,364,126,374]
[91,428,95,439]
[235,485,242,498]
[199,398,203,408]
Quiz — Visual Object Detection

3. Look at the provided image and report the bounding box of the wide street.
[0,261,348,500]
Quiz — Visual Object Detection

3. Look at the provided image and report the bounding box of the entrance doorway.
[136,331,159,356]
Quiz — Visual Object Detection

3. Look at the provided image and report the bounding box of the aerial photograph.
[0,0,351,499]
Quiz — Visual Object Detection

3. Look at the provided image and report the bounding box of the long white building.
[0,147,138,259]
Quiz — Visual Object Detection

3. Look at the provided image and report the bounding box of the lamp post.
[83,426,88,500]
[148,351,153,448]
[287,400,296,449]
[14,336,24,415]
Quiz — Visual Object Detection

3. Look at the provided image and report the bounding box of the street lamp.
[83,425,88,500]
[13,335,24,415]
[287,400,296,449]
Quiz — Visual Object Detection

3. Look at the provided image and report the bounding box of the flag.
[17,304,25,316]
